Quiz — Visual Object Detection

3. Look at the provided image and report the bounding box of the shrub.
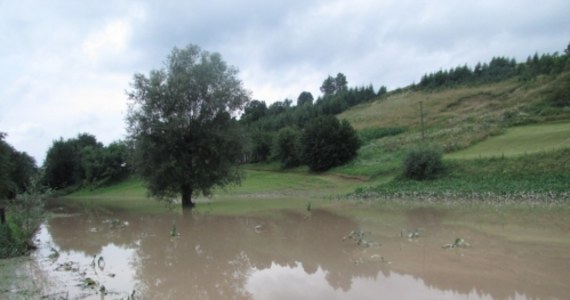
[403,147,445,180]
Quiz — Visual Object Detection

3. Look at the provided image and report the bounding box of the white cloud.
[82,19,131,65]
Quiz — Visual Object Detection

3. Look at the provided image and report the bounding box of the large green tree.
[301,116,360,172]
[126,44,250,208]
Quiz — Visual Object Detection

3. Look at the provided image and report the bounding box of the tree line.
[417,49,570,89]
[241,76,384,132]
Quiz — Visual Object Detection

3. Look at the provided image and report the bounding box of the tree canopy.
[42,133,129,190]
[126,44,250,208]
[297,91,314,106]
[320,73,348,96]
[301,116,360,172]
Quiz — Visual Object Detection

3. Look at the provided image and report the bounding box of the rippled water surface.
[1,204,569,299]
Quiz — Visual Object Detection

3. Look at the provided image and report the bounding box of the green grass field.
[446,122,570,159]
[63,167,365,215]
[61,178,171,214]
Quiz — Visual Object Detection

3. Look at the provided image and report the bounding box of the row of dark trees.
[1,132,131,201]
[417,51,570,89]
[241,77,384,132]
[240,73,381,170]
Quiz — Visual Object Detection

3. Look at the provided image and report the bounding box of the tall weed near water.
[0,177,48,258]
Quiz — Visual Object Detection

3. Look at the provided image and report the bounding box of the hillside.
[335,71,570,179]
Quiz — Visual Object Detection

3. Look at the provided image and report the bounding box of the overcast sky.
[1,0,569,164]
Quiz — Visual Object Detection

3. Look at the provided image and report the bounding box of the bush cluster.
[301,116,361,172]
[403,147,445,180]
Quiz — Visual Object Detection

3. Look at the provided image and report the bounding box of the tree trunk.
[181,188,195,209]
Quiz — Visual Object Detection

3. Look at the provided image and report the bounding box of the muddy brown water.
[1,204,570,299]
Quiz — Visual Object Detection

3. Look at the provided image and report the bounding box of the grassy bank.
[352,148,570,204]
[62,147,570,215]
[0,183,46,258]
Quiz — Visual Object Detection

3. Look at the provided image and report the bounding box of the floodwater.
[1,204,570,299]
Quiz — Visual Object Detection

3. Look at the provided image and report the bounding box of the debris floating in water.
[48,247,60,260]
[343,229,378,247]
[442,238,470,249]
[103,218,129,230]
[170,223,179,237]
[401,228,422,239]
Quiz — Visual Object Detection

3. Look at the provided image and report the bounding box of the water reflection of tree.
[47,211,152,256]
[45,209,382,298]
[131,210,382,299]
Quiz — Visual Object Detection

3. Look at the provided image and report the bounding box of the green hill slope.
[336,70,570,201]
[335,71,570,179]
